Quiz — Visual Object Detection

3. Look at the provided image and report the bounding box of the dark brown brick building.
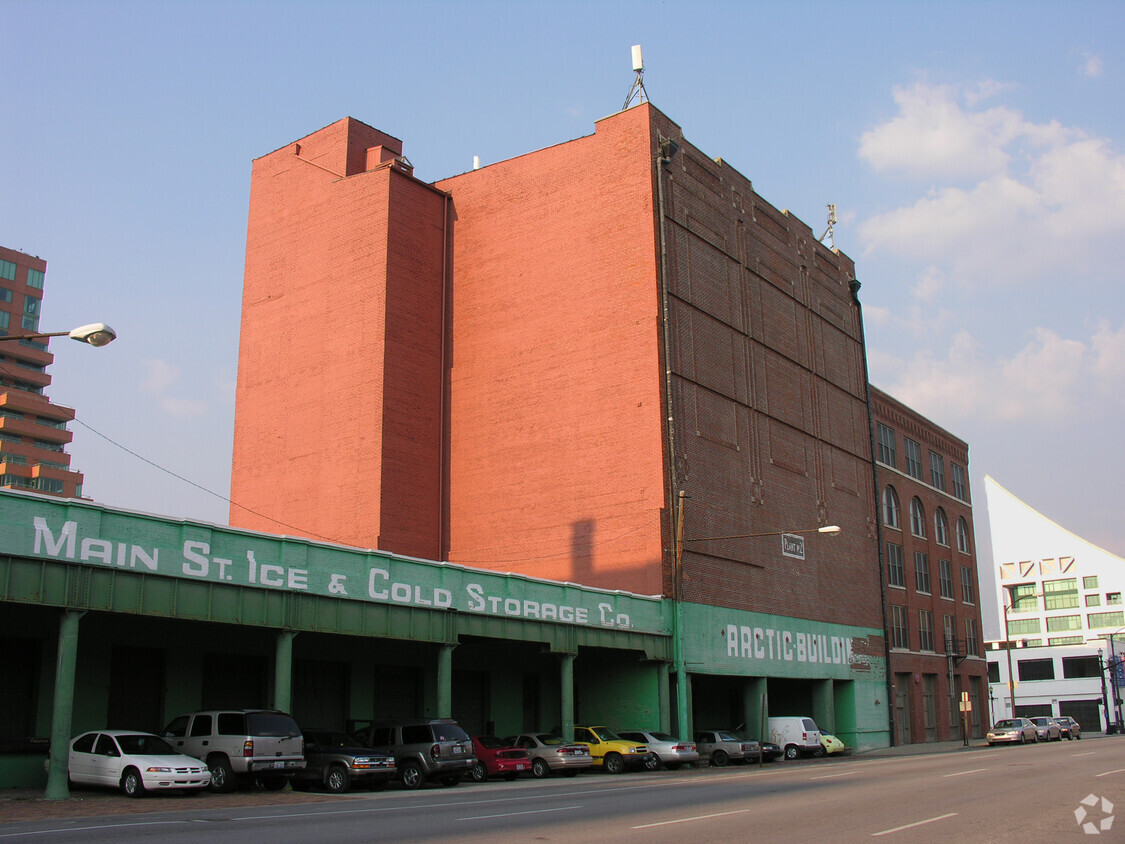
[870,386,987,742]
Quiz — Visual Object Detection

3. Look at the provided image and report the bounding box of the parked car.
[1053,716,1082,739]
[693,730,760,767]
[986,718,1038,745]
[618,730,699,770]
[760,741,783,762]
[68,730,210,797]
[470,736,531,782]
[573,725,652,774]
[819,733,846,755]
[361,719,474,789]
[1029,717,1062,742]
[768,716,823,760]
[163,709,304,792]
[505,732,593,778]
[293,729,396,793]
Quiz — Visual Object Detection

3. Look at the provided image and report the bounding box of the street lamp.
[1000,584,1043,718]
[1089,627,1125,733]
[0,323,117,347]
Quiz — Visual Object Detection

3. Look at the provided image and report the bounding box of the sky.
[3,1,1123,599]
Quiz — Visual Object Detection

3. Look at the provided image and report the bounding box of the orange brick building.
[232,104,890,743]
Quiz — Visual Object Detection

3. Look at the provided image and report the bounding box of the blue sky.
[3,1,1123,590]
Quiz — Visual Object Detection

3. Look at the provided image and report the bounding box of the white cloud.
[1081,52,1103,78]
[159,397,208,418]
[141,358,179,394]
[873,324,1125,426]
[858,82,1125,287]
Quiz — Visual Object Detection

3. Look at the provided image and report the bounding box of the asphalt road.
[2,741,1122,843]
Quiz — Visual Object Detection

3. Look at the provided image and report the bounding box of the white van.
[768,716,822,760]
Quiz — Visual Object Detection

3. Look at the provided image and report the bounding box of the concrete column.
[273,630,297,713]
[812,679,835,733]
[437,644,456,718]
[45,610,84,800]
[559,653,576,741]
[742,677,768,739]
[658,663,672,734]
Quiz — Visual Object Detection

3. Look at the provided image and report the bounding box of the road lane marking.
[460,805,581,821]
[632,809,751,829]
[942,768,988,777]
[1072,752,1096,757]
[811,771,857,780]
[872,812,958,836]
[1096,768,1125,777]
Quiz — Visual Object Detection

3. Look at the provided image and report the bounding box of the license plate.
[453,746,462,755]
[516,764,525,770]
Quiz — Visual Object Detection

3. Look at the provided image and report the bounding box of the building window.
[882,486,900,529]
[943,614,955,653]
[23,296,39,316]
[890,604,909,649]
[934,508,949,546]
[1062,656,1101,679]
[910,498,926,538]
[1017,658,1055,681]
[0,260,15,281]
[1084,576,1099,589]
[956,517,970,553]
[0,287,12,303]
[1087,594,1102,607]
[21,314,39,331]
[1109,593,1123,605]
[1045,615,1082,632]
[0,311,9,330]
[876,423,896,467]
[1009,583,1039,613]
[1089,611,1125,629]
[887,543,905,588]
[34,478,64,494]
[919,610,934,652]
[904,438,922,479]
[1049,636,1084,645]
[965,618,979,656]
[1007,617,1041,636]
[929,453,946,491]
[987,662,1000,683]
[915,551,931,594]
[961,566,975,604]
[26,268,44,288]
[951,463,967,501]
[1044,578,1079,610]
[938,559,954,599]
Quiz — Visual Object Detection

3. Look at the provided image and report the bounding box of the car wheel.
[325,765,350,794]
[440,775,461,787]
[812,747,826,758]
[711,749,729,767]
[208,756,236,793]
[121,768,146,799]
[784,745,799,760]
[644,753,660,771]
[399,760,425,790]
[604,753,625,775]
[532,758,551,778]
[1019,733,1026,744]
[470,761,488,783]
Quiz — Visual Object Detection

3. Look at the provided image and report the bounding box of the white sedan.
[69,730,211,796]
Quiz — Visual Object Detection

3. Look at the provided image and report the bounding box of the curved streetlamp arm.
[0,323,116,347]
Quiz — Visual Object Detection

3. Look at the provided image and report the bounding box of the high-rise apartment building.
[870,386,987,742]
[0,246,84,499]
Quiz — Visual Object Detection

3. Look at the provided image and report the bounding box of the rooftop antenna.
[622,44,648,110]
[819,204,837,248]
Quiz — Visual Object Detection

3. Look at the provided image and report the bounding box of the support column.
[437,644,456,718]
[658,663,671,734]
[45,610,84,800]
[559,653,576,741]
[742,677,767,739]
[274,630,297,713]
[812,679,835,734]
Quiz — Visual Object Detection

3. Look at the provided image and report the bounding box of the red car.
[470,736,532,782]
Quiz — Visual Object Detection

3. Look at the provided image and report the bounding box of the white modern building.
[984,476,1125,733]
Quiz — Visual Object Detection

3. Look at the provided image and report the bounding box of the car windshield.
[476,736,505,749]
[310,732,358,748]
[247,713,301,737]
[994,720,1018,729]
[116,734,177,755]
[536,735,567,746]
[593,727,623,741]
[432,723,470,742]
[716,732,739,741]
[647,732,675,741]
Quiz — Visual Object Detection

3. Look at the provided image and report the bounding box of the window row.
[1004,610,1125,636]
[889,605,979,656]
[882,486,971,551]
[875,422,969,502]
[886,542,975,603]
[1006,579,1123,614]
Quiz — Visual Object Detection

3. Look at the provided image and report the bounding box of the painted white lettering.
[328,574,348,595]
[259,564,285,587]
[465,583,485,611]
[434,589,453,609]
[368,568,389,599]
[487,596,504,613]
[575,607,588,624]
[727,625,738,657]
[131,546,158,572]
[247,550,258,584]
[391,582,412,603]
[598,603,615,626]
[754,628,766,659]
[33,518,76,558]
[504,598,521,615]
[524,601,541,619]
[215,557,232,581]
[182,541,209,577]
[287,569,308,590]
[783,632,794,661]
[740,626,753,658]
[541,604,558,621]
[559,606,575,623]
[796,632,807,662]
[81,538,112,565]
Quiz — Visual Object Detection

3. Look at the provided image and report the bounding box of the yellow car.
[819,733,846,756]
[573,726,652,774]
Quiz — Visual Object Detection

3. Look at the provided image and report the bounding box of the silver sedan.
[986,718,1038,745]
[618,730,699,770]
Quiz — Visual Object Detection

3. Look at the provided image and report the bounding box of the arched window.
[910,497,926,538]
[934,508,949,546]
[957,517,970,553]
[882,486,900,529]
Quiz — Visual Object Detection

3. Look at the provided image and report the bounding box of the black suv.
[293,729,396,793]
[358,719,474,789]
